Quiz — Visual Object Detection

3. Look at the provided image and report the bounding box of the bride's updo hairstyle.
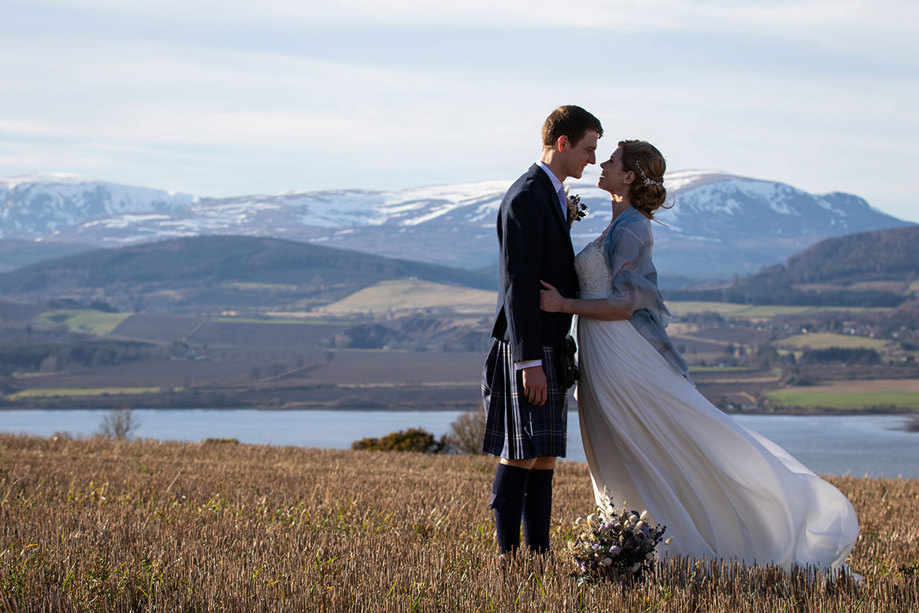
[619,139,670,220]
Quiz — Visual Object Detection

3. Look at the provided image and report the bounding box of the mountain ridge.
[1,171,911,280]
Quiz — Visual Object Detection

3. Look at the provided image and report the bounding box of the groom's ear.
[556,135,570,152]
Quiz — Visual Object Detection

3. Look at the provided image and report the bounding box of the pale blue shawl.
[602,205,691,381]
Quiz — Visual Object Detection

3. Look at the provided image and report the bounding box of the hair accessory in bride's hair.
[632,160,663,188]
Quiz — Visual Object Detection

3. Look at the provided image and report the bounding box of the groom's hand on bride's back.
[522,365,548,406]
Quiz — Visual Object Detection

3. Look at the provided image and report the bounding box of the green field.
[321,278,496,315]
[213,317,319,325]
[666,302,890,319]
[688,366,759,374]
[6,387,165,400]
[777,333,890,350]
[732,305,823,317]
[666,302,821,318]
[33,309,132,334]
[766,389,919,410]
[226,282,301,292]
[665,301,750,316]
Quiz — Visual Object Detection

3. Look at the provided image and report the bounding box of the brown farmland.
[111,314,205,343]
[3,289,919,412]
[2,435,917,612]
[188,320,349,349]
[290,349,483,385]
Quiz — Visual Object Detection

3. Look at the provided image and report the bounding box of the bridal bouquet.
[567,491,669,583]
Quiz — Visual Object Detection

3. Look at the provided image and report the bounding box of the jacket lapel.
[532,164,571,236]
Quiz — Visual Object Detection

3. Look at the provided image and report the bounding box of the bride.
[539,140,859,572]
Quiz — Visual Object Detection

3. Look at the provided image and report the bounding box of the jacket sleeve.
[501,191,545,362]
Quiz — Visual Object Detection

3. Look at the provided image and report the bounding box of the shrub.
[352,427,444,453]
[98,407,140,440]
[442,407,486,454]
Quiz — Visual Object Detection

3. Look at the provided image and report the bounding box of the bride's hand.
[540,280,566,313]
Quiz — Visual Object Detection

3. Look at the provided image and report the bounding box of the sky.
[1,0,917,222]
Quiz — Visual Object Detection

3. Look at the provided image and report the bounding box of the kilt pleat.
[481,339,568,459]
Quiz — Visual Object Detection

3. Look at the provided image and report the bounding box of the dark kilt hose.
[482,340,567,459]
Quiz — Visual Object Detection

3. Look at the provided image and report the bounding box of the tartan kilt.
[481,339,568,459]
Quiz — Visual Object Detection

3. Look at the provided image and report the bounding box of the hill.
[0,239,97,272]
[669,225,919,306]
[0,235,494,313]
[782,224,919,284]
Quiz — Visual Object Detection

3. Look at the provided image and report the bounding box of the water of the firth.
[1,410,916,479]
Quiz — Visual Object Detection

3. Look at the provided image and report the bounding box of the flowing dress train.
[574,240,859,572]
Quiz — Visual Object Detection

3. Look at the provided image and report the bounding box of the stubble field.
[1,434,917,612]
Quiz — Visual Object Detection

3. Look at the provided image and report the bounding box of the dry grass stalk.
[0,434,916,611]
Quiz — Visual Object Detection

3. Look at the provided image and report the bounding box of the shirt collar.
[536,161,565,195]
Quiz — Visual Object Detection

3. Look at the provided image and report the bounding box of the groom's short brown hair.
[542,105,603,147]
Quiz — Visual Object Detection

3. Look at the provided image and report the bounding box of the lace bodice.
[574,241,612,300]
[573,215,692,380]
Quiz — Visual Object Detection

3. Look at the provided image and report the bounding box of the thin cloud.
[2,0,917,222]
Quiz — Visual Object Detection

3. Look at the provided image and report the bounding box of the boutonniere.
[566,187,588,226]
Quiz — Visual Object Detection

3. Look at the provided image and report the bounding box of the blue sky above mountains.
[1,0,917,221]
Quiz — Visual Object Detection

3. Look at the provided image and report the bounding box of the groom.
[482,105,602,553]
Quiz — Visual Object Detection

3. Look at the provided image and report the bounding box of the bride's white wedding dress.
[574,240,859,572]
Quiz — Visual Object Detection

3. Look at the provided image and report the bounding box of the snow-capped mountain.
[0,174,196,239]
[0,171,910,280]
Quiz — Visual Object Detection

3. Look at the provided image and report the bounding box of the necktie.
[557,186,569,230]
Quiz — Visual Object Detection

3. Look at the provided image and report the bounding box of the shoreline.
[3,403,919,415]
[3,404,918,435]
[1,401,918,417]
[2,412,915,477]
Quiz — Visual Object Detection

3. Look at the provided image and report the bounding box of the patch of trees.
[678,311,726,325]
[738,346,797,368]
[0,340,156,375]
[339,323,394,349]
[799,347,881,365]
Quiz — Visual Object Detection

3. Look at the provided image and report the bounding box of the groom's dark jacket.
[491,164,579,363]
